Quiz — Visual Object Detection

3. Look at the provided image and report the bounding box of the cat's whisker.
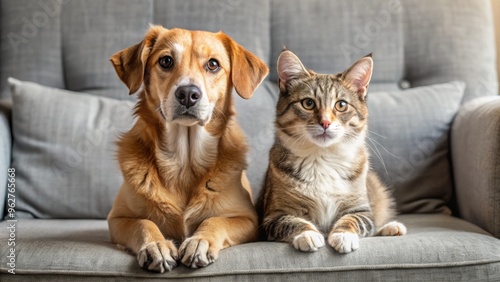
[365,137,390,179]
[367,129,387,139]
[366,136,401,160]
[289,133,309,148]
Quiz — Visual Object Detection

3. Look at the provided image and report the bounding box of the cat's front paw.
[292,230,325,252]
[328,232,359,253]
[377,221,407,236]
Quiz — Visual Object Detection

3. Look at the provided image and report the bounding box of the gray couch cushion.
[1,214,499,280]
[8,78,134,219]
[0,101,11,219]
[368,81,465,214]
[270,0,404,90]
[402,0,497,102]
[452,96,500,238]
[234,81,278,195]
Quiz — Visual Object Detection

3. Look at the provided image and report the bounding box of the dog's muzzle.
[175,85,202,108]
[171,85,211,126]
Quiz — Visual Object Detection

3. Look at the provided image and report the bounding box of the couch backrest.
[268,0,497,101]
[1,0,496,101]
[0,0,271,100]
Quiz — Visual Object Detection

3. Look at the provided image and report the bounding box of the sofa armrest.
[451,96,500,238]
[0,100,12,220]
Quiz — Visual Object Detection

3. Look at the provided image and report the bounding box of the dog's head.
[110,26,268,126]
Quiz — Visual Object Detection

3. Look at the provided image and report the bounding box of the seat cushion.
[1,214,499,281]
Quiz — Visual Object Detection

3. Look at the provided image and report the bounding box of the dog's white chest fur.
[295,145,358,233]
[163,124,219,175]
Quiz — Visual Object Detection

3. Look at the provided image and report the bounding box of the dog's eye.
[207,59,220,72]
[159,56,174,69]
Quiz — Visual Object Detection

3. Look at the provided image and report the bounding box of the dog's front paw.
[292,230,325,252]
[328,232,359,253]
[179,236,219,268]
[137,240,178,273]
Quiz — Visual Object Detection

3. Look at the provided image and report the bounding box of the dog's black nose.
[175,85,202,108]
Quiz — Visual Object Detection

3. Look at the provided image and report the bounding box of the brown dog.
[107,26,268,273]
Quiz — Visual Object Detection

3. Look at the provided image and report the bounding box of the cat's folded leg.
[263,214,325,252]
[376,221,407,236]
[328,232,360,253]
[327,211,375,253]
[293,230,325,252]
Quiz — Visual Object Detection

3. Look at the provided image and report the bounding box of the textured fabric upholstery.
[452,96,500,238]
[0,101,11,219]
[1,215,499,280]
[368,81,465,214]
[402,0,497,102]
[270,0,404,90]
[9,78,134,219]
[234,81,278,194]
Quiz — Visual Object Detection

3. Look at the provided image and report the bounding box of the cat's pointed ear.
[341,54,373,99]
[277,50,309,90]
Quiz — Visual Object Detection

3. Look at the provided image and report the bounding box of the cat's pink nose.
[320,120,331,129]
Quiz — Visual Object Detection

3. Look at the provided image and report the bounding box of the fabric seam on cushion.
[1,259,499,278]
[493,103,500,238]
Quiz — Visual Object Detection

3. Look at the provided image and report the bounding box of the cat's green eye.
[301,98,316,110]
[335,100,349,112]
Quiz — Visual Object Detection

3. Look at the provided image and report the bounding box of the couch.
[1,0,499,280]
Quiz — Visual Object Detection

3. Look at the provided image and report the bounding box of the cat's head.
[275,50,373,148]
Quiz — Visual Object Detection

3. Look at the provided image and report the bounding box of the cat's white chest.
[297,153,353,233]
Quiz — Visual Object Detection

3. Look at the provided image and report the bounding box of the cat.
[256,50,407,253]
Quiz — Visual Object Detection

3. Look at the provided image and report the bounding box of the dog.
[107,25,268,273]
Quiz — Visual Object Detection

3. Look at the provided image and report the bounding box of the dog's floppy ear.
[110,26,164,94]
[220,33,269,99]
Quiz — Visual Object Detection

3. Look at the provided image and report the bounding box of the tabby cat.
[256,50,406,253]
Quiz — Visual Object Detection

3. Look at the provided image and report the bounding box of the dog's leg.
[108,218,178,273]
[179,216,257,268]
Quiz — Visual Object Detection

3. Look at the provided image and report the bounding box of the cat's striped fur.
[256,50,406,253]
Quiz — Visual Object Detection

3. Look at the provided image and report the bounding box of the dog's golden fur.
[107,26,268,272]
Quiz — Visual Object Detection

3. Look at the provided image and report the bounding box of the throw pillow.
[367,81,465,214]
[8,78,134,219]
